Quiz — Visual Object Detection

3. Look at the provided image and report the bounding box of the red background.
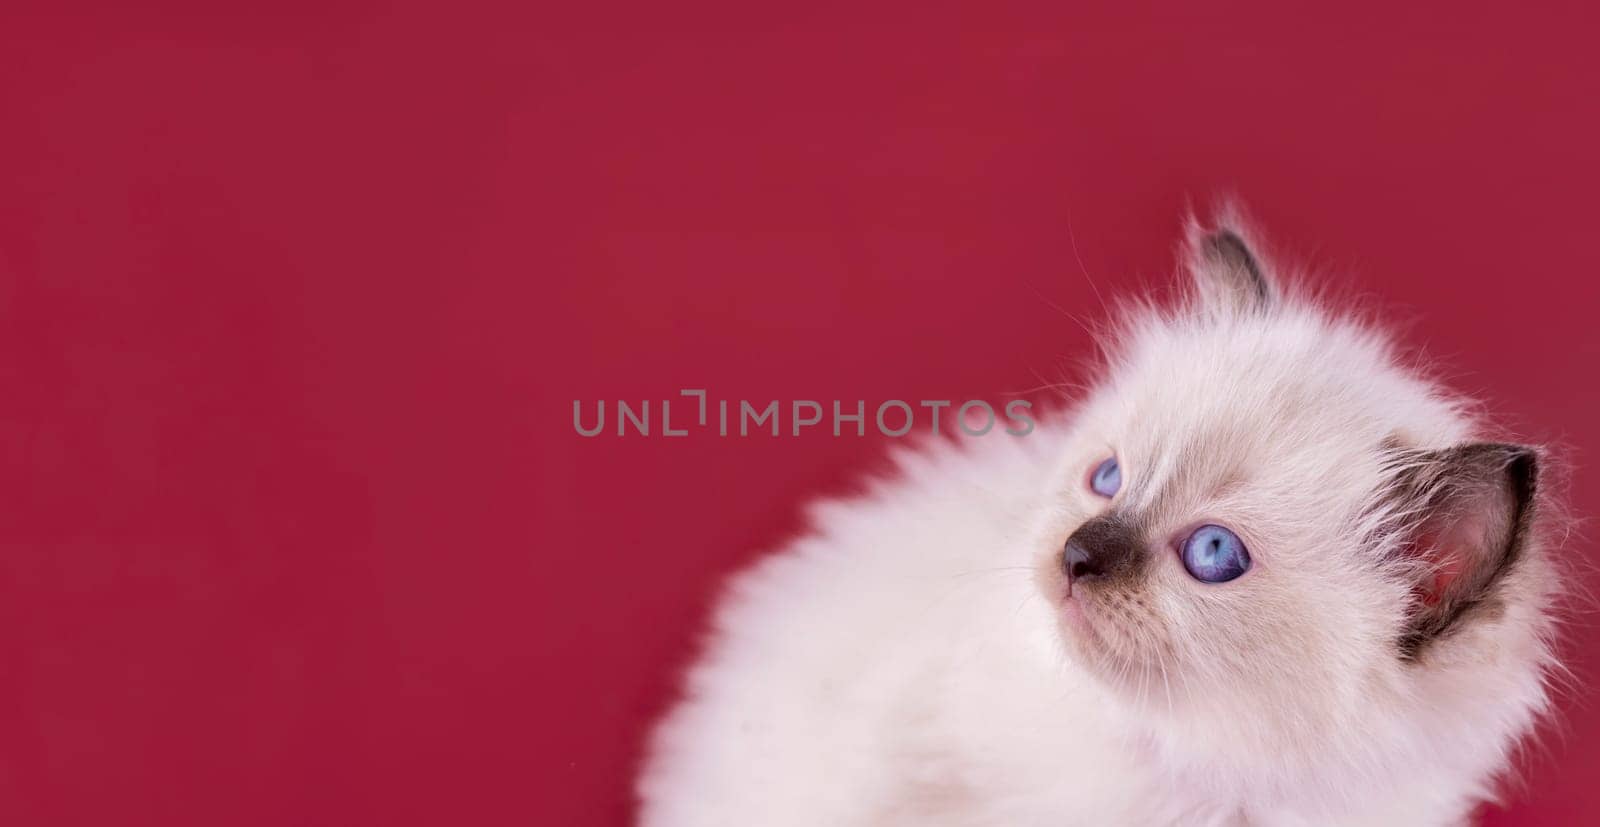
[3,2,1598,824]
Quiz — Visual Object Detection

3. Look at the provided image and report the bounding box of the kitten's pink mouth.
[1058,588,1094,634]
[1036,556,1100,646]
[1056,589,1139,683]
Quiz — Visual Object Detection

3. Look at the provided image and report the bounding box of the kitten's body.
[638,209,1561,826]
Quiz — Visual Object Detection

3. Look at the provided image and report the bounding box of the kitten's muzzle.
[1062,516,1145,593]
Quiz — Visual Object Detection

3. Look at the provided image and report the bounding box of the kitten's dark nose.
[1062,541,1101,582]
[1062,516,1145,590]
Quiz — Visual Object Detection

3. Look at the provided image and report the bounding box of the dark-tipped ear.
[1182,207,1277,314]
[1380,443,1540,659]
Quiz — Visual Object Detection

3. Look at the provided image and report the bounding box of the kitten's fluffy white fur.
[638,205,1564,826]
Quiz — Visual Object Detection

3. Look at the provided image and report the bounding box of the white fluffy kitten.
[638,205,1564,826]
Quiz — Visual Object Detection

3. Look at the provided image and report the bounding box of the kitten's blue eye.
[1179,524,1251,583]
[1089,456,1121,498]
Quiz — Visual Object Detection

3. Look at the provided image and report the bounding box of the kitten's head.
[1038,204,1563,808]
